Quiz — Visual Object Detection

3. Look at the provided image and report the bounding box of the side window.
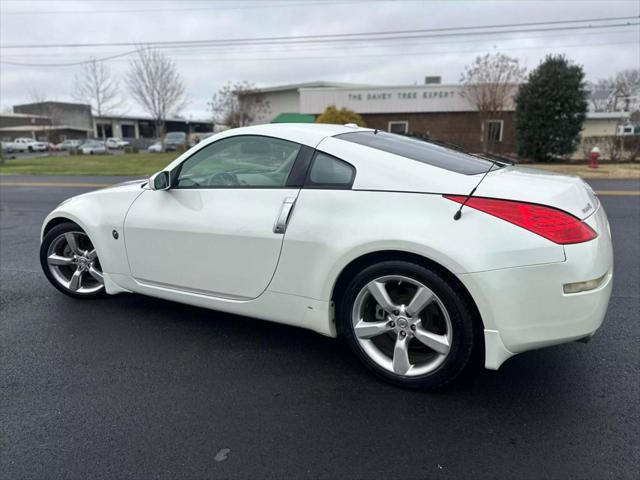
[306,152,355,189]
[176,135,301,188]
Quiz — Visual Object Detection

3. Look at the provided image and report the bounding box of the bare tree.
[126,47,186,137]
[27,87,47,104]
[589,69,640,112]
[460,53,526,152]
[73,58,121,139]
[587,78,616,112]
[209,81,269,128]
[612,69,640,112]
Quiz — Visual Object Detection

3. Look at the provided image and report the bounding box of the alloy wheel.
[351,275,452,377]
[46,231,104,294]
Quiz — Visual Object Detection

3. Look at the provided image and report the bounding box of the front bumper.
[459,204,614,369]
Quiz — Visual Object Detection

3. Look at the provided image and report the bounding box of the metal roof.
[94,114,212,124]
[271,113,316,123]
[586,111,631,120]
[0,124,92,132]
[0,112,50,119]
[251,81,375,94]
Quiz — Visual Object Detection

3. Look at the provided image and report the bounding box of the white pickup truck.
[105,137,130,149]
[4,137,48,153]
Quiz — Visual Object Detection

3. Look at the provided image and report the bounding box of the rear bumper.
[459,205,614,369]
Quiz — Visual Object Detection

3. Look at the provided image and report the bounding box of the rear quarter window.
[305,152,355,189]
[336,131,498,175]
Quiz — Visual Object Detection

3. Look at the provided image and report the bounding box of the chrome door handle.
[273,197,296,234]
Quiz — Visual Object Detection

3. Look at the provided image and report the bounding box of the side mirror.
[149,171,171,191]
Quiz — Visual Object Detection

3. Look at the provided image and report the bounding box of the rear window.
[336,131,499,175]
[165,132,186,141]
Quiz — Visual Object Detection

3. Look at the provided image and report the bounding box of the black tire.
[40,222,106,299]
[339,261,477,390]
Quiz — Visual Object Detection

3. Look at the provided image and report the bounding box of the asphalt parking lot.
[1,177,639,479]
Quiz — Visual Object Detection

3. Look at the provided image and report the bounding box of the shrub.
[579,135,640,161]
[316,105,366,127]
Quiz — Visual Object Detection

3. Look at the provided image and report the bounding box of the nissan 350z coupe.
[40,124,613,389]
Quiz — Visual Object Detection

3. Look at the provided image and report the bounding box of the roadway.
[1,176,638,479]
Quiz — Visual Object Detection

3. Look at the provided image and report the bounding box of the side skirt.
[106,273,336,337]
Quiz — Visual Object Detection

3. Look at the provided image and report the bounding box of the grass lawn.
[527,162,640,180]
[1,152,639,180]
[0,152,177,176]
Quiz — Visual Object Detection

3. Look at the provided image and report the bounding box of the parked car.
[47,142,60,152]
[39,124,613,389]
[57,139,83,151]
[5,137,47,153]
[105,137,130,149]
[79,141,107,155]
[163,131,187,151]
[147,142,164,153]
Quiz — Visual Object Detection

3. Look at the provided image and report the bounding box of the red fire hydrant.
[589,146,600,169]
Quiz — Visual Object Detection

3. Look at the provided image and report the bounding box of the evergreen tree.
[515,55,588,161]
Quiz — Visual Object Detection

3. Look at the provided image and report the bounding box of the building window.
[388,121,408,135]
[486,120,503,142]
[121,124,135,138]
[97,123,113,138]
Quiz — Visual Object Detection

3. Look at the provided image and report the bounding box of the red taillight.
[443,195,597,245]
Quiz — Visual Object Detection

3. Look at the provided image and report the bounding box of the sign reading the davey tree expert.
[300,85,477,114]
[347,90,457,101]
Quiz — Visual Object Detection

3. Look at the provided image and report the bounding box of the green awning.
[271,113,316,123]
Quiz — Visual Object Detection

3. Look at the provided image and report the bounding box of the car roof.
[164,123,372,171]
[212,123,372,148]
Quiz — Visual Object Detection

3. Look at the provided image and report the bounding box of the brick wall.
[360,111,516,154]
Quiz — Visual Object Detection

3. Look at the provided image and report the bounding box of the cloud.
[1,0,638,118]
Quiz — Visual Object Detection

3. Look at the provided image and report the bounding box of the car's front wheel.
[339,261,476,390]
[40,222,106,299]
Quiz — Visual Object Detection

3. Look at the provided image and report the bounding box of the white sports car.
[40,124,613,389]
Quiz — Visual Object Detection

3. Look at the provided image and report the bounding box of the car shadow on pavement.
[74,290,591,400]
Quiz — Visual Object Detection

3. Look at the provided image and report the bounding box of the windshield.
[336,131,504,175]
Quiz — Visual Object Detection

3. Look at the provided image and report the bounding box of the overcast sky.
[1,0,638,119]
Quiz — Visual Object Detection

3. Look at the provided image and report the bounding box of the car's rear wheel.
[339,261,476,390]
[40,222,106,299]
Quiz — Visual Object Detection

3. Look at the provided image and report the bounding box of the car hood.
[475,166,599,220]
[108,178,147,189]
[69,178,146,199]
